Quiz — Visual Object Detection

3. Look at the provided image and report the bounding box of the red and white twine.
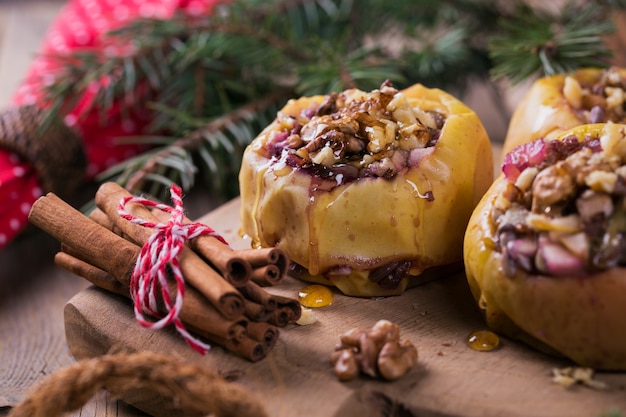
[117,184,228,354]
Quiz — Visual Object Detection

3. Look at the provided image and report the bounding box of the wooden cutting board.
[64,198,626,417]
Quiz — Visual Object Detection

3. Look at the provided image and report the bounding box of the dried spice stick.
[239,282,278,311]
[29,193,139,280]
[250,264,282,287]
[94,182,245,319]
[59,244,253,354]
[89,207,126,238]
[268,307,292,328]
[243,299,273,323]
[211,334,267,363]
[29,193,251,356]
[246,321,279,350]
[240,247,289,285]
[30,185,302,362]
[151,207,252,287]
[54,250,128,297]
[268,293,303,322]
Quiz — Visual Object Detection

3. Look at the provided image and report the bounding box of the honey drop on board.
[298,284,333,308]
[466,330,500,351]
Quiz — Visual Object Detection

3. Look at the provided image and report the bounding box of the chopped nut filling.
[260,81,445,189]
[563,67,626,124]
[496,124,626,277]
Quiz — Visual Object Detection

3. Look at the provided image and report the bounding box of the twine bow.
[117,184,228,354]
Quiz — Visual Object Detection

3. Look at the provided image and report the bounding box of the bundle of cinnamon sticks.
[28,182,301,362]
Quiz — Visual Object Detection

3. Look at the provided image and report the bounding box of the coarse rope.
[117,184,229,354]
[6,350,268,417]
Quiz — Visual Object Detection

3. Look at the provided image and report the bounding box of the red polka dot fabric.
[0,0,224,249]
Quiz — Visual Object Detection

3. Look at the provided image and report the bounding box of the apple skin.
[464,124,626,370]
[239,84,493,297]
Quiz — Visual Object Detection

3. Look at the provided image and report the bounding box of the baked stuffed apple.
[239,81,493,297]
[465,122,626,370]
[503,67,626,158]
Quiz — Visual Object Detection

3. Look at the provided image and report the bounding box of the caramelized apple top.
[256,81,445,190]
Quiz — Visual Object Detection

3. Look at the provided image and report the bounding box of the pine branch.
[100,89,293,199]
[489,1,615,84]
[31,0,626,203]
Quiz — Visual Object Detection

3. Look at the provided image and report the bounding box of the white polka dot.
[69,19,85,31]
[43,74,56,86]
[64,114,78,127]
[50,33,64,46]
[75,30,91,45]
[139,3,155,17]
[51,35,67,51]
[20,203,31,215]
[115,5,130,20]
[93,17,108,32]
[9,218,21,231]
[13,166,25,177]
[0,234,6,245]
[23,93,37,105]
[85,0,102,15]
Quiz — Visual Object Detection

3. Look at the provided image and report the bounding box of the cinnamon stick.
[243,299,273,322]
[151,207,252,287]
[239,247,288,277]
[29,194,248,352]
[238,282,278,311]
[29,193,139,281]
[268,306,291,327]
[250,264,282,287]
[239,248,289,283]
[88,207,124,238]
[187,318,249,345]
[212,335,267,362]
[58,245,251,350]
[269,293,303,323]
[246,321,279,350]
[240,282,302,325]
[54,251,128,297]
[94,182,244,320]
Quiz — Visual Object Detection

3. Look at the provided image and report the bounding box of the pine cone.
[0,105,86,198]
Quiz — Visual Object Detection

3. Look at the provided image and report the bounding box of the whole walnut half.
[330,320,418,381]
